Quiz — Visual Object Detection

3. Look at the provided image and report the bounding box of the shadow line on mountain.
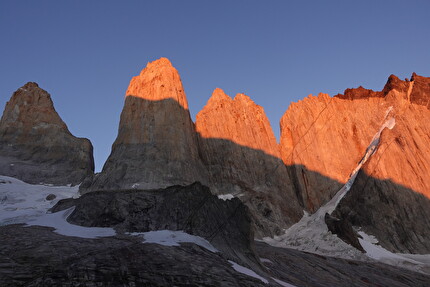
[80,96,430,253]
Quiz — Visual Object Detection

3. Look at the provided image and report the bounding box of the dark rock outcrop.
[53,182,260,270]
[0,82,94,185]
[336,86,383,100]
[80,58,207,192]
[255,241,430,287]
[410,72,430,108]
[334,171,430,254]
[0,225,269,287]
[1,224,428,287]
[324,213,364,252]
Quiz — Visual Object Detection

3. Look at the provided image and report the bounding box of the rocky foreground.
[0,225,428,287]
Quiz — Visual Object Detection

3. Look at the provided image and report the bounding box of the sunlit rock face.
[196,88,302,237]
[81,58,207,191]
[281,73,430,213]
[280,92,388,212]
[0,82,94,185]
[333,75,430,254]
[281,73,430,253]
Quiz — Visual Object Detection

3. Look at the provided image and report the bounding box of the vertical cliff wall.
[196,88,302,236]
[81,58,207,191]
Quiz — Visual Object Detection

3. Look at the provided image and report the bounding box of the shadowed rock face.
[79,59,303,238]
[196,88,302,237]
[0,225,269,287]
[334,170,430,254]
[255,241,430,287]
[53,182,261,272]
[81,58,207,191]
[1,224,428,287]
[0,82,94,185]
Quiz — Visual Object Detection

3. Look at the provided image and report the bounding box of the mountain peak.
[22,82,39,89]
[126,58,189,110]
[1,82,63,128]
[234,93,253,103]
[208,88,232,104]
[141,57,173,73]
[0,83,94,185]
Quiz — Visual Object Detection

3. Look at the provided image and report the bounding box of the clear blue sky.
[1,0,429,171]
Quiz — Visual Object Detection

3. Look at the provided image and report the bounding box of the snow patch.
[218,193,234,201]
[228,260,268,284]
[27,207,116,238]
[130,230,218,253]
[0,175,115,238]
[358,231,429,267]
[0,175,79,226]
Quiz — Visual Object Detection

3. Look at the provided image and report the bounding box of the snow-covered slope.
[0,175,79,225]
[0,175,236,251]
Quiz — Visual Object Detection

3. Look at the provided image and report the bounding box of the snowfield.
[228,260,269,284]
[28,207,116,238]
[128,230,219,253]
[0,175,79,226]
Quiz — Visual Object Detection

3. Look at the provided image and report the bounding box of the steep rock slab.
[280,93,387,212]
[196,89,302,237]
[280,73,430,212]
[334,90,430,253]
[81,58,206,191]
[281,73,430,253]
[0,82,94,185]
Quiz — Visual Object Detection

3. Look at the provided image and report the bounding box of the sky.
[1,0,429,171]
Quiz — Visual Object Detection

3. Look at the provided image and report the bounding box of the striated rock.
[81,58,207,191]
[255,241,430,287]
[280,92,388,212]
[3,225,428,286]
[334,93,430,253]
[0,82,94,185]
[280,73,430,212]
[195,89,302,237]
[0,225,269,287]
[281,73,430,253]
